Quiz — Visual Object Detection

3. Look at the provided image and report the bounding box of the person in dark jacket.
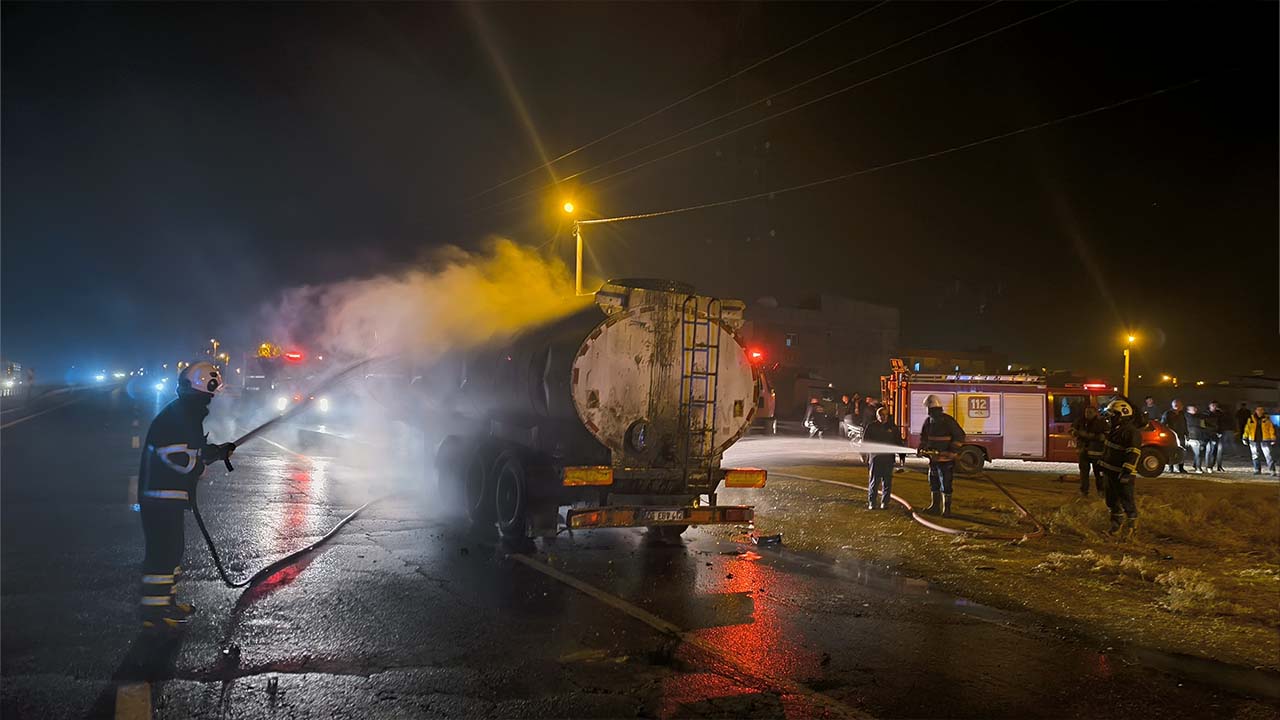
[1142,397,1160,425]
[863,406,901,509]
[1099,398,1143,536]
[137,361,235,634]
[1070,405,1107,495]
[803,397,830,439]
[1202,402,1224,473]
[1184,405,1209,473]
[1235,402,1253,461]
[1161,399,1188,473]
[917,394,965,516]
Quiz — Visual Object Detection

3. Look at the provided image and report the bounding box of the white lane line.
[258,436,310,459]
[114,681,151,720]
[509,553,873,719]
[0,397,83,430]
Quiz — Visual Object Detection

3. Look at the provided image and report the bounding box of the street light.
[210,338,219,357]
[1122,333,1136,397]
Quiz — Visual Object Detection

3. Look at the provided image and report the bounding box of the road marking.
[509,553,872,719]
[114,681,151,720]
[259,436,310,459]
[0,397,83,430]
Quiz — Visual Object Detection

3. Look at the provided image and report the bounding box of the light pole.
[210,338,219,357]
[1123,334,1136,397]
[562,200,640,297]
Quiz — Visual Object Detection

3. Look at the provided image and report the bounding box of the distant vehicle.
[422,279,765,540]
[749,352,777,434]
[882,358,1182,476]
[239,345,336,421]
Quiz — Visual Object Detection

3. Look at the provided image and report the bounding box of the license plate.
[646,510,684,523]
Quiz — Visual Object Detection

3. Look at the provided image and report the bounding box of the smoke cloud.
[267,238,589,360]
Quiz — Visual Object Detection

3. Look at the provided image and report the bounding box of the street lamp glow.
[1126,335,1136,344]
[562,201,575,214]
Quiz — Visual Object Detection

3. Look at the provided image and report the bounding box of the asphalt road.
[2,390,1275,719]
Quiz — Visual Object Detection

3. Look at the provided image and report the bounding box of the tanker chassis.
[431,280,766,540]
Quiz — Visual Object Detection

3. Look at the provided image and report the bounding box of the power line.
[462,1,891,203]
[586,0,1079,189]
[476,1,1002,215]
[576,77,1203,226]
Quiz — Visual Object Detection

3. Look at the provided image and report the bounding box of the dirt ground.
[714,460,1280,672]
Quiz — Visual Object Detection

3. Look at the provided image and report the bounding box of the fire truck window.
[1055,395,1087,423]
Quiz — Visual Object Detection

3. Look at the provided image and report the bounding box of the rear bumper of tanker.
[560,465,765,530]
[566,504,754,530]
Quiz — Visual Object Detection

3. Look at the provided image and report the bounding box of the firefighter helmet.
[1104,399,1134,418]
[924,394,944,409]
[178,361,223,396]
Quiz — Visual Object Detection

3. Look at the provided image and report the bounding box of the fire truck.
[882,359,1182,477]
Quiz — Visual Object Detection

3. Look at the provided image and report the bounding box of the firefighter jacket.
[1099,420,1143,477]
[138,396,217,504]
[1242,414,1277,443]
[1070,415,1107,458]
[919,409,965,461]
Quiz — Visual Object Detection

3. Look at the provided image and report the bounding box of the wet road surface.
[2,390,1276,718]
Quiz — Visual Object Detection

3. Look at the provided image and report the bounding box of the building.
[742,294,899,418]
[896,347,1010,375]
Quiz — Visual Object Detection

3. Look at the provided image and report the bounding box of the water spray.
[190,356,397,589]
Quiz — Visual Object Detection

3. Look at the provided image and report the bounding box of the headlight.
[2,380,13,389]
[318,397,330,413]
[275,396,288,412]
[153,383,164,392]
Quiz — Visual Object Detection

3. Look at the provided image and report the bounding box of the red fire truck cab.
[883,359,1181,477]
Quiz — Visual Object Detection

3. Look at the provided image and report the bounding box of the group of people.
[1141,397,1277,476]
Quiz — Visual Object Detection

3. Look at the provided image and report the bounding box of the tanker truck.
[428,279,766,540]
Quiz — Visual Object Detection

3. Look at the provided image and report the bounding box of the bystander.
[1240,406,1277,476]
[1161,399,1188,474]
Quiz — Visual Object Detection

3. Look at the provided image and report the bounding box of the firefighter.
[803,397,829,439]
[1098,398,1143,536]
[137,361,235,633]
[917,394,964,516]
[1070,405,1107,496]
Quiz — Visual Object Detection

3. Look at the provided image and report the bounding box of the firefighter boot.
[140,607,190,635]
[924,492,942,515]
[1107,513,1124,534]
[941,493,953,517]
[1122,517,1138,540]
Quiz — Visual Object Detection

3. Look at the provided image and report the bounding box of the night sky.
[3,1,1276,382]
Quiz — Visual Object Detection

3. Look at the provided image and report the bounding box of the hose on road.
[776,470,1045,541]
[190,485,392,588]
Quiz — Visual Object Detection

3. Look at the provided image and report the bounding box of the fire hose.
[775,468,1045,541]
[188,357,394,589]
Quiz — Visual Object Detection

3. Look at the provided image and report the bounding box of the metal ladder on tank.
[679,295,723,486]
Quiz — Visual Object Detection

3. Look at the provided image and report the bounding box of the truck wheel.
[494,453,528,539]
[1137,447,1165,478]
[956,446,984,475]
[433,436,467,512]
[465,449,496,524]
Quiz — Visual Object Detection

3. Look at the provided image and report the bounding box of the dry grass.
[714,463,1280,671]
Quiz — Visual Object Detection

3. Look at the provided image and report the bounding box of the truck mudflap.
[566,504,753,530]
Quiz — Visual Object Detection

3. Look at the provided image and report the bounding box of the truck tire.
[647,525,688,542]
[1137,447,1165,478]
[494,453,528,539]
[433,436,467,512]
[465,447,496,524]
[956,446,984,475]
